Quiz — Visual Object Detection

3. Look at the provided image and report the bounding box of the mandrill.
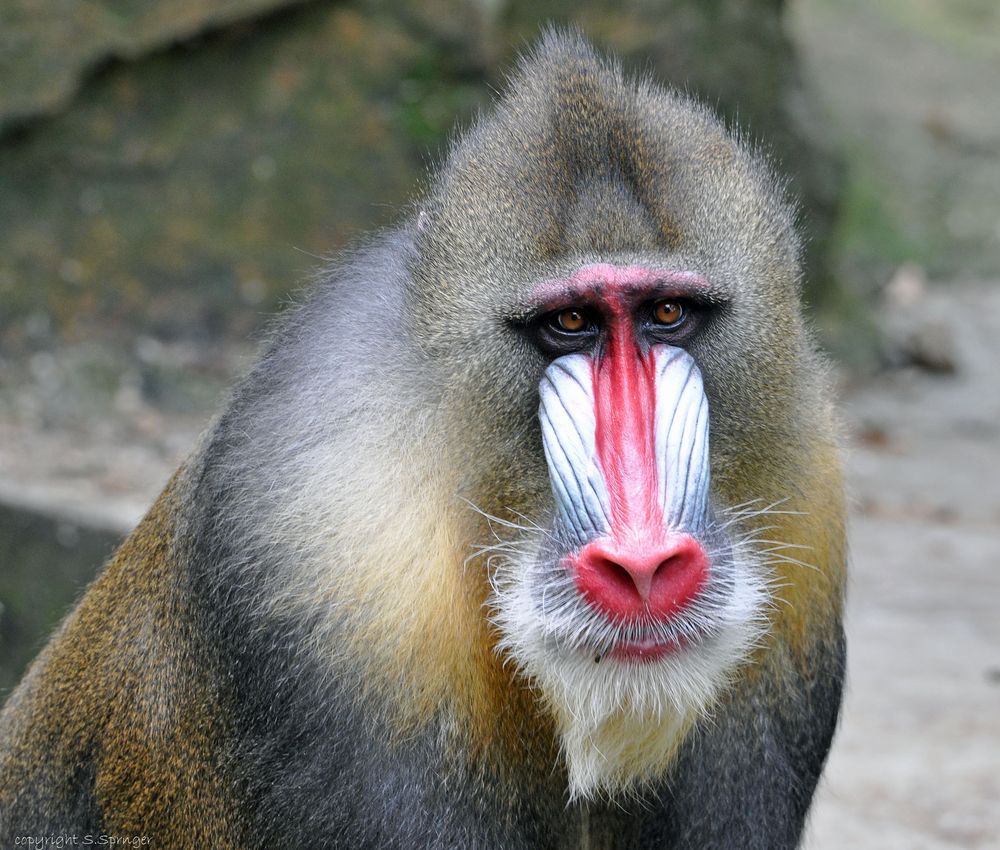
[0,31,846,850]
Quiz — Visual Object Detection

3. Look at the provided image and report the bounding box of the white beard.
[489,536,770,800]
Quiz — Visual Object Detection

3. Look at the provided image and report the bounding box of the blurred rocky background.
[1,1,998,845]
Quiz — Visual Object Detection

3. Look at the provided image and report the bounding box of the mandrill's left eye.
[652,299,685,327]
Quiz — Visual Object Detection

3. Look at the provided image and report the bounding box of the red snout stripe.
[592,315,664,547]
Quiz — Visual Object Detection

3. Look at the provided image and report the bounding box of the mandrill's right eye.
[554,308,591,333]
[521,306,600,358]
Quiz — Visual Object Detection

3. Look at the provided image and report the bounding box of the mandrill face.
[407,33,814,802]
[487,263,771,798]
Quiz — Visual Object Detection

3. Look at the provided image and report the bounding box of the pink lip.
[608,635,684,662]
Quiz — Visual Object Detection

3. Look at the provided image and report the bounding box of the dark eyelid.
[513,284,724,325]
[648,290,722,310]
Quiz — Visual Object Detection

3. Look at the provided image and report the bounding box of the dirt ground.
[1,282,998,845]
[806,281,1000,849]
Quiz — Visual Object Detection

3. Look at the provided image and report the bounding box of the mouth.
[607,636,680,662]
[598,624,705,664]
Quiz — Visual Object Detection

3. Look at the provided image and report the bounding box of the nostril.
[571,534,709,621]
[652,553,681,584]
[592,556,640,597]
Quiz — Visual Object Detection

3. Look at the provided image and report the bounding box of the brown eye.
[555,308,589,333]
[652,300,684,326]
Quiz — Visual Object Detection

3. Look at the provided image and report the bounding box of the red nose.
[570,533,709,621]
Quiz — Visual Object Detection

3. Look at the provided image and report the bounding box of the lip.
[608,635,685,662]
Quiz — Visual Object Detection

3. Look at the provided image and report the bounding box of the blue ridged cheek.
[538,353,612,547]
[537,347,712,549]
[651,347,712,535]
